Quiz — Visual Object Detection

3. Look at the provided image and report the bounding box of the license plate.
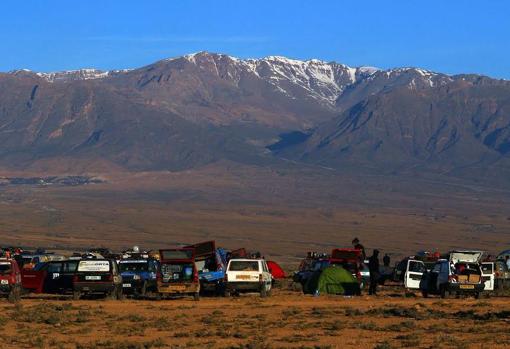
[0,280,8,285]
[123,283,132,288]
[460,284,475,289]
[168,285,186,291]
[236,275,251,280]
[85,275,101,281]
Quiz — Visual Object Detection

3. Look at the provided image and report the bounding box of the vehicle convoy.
[224,258,272,297]
[157,248,200,301]
[405,250,486,298]
[0,259,22,302]
[186,241,227,295]
[22,260,79,295]
[119,258,159,297]
[72,259,123,300]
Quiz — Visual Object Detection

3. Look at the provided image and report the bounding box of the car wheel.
[260,287,268,298]
[116,287,125,300]
[440,286,449,299]
[72,291,81,301]
[474,292,480,299]
[422,291,428,298]
[193,292,200,301]
[8,288,19,303]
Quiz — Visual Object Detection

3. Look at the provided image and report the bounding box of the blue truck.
[186,241,228,295]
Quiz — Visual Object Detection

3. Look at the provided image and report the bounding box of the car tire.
[474,292,480,299]
[193,292,200,301]
[224,289,231,297]
[440,286,449,299]
[260,287,267,298]
[116,287,125,300]
[422,291,428,298]
[8,287,20,303]
[72,291,81,301]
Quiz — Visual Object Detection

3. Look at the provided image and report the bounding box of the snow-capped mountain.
[2,51,509,180]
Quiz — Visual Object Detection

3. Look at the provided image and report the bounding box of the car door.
[59,260,78,293]
[44,262,63,293]
[261,261,272,290]
[21,263,48,293]
[481,262,494,291]
[404,260,425,289]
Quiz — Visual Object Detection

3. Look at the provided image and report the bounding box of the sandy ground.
[1,285,509,349]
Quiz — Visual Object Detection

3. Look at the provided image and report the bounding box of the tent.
[267,260,286,279]
[303,266,359,295]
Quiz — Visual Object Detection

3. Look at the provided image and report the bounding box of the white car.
[405,250,491,298]
[224,258,272,297]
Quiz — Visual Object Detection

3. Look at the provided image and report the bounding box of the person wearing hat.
[368,249,380,295]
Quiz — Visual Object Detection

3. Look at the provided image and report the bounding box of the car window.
[0,263,12,274]
[262,262,268,272]
[481,264,493,273]
[120,261,149,272]
[409,261,425,273]
[63,261,78,273]
[47,263,62,273]
[229,261,259,271]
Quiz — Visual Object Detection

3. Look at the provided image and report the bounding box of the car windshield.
[120,262,149,272]
[229,261,259,271]
[0,264,12,274]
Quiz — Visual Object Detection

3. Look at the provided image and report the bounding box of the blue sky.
[1,0,509,78]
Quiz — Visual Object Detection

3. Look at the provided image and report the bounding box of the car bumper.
[0,284,13,294]
[121,279,156,294]
[226,281,263,292]
[447,283,484,293]
[157,282,199,295]
[74,282,116,294]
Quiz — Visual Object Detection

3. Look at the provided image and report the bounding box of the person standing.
[368,249,380,295]
[383,254,391,267]
[352,238,366,261]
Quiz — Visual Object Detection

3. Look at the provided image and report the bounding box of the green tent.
[304,265,359,295]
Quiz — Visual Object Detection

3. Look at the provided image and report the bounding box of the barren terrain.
[1,287,510,349]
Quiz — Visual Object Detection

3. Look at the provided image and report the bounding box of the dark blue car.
[119,258,159,297]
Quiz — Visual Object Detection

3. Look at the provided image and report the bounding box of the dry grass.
[1,288,510,348]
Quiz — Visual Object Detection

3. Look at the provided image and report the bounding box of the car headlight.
[133,275,141,280]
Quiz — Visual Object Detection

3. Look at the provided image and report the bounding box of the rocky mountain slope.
[1,52,509,181]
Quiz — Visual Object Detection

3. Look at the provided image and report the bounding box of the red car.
[156,248,200,300]
[329,248,364,288]
[0,258,22,302]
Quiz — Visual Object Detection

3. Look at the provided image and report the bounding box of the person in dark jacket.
[352,238,366,261]
[368,249,380,295]
[383,254,391,267]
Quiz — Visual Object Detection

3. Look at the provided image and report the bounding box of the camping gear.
[267,261,286,279]
[303,265,359,295]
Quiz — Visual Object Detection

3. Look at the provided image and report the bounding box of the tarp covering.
[304,266,358,295]
[267,260,286,279]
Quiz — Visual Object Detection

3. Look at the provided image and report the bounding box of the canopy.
[303,265,358,295]
[267,260,286,279]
